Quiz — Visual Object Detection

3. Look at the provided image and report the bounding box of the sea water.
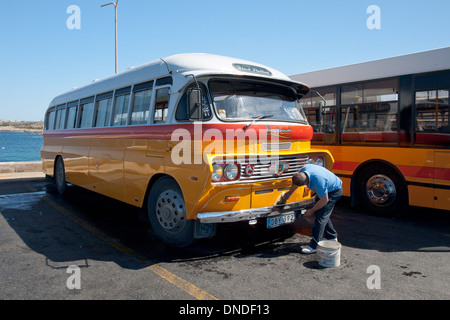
[0,132,44,162]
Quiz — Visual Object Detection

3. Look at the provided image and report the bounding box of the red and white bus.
[42,53,333,246]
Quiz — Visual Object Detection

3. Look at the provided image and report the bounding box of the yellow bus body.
[315,145,450,211]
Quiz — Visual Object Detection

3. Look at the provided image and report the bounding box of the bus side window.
[66,101,79,129]
[94,92,113,128]
[112,87,131,126]
[78,97,95,128]
[55,105,67,130]
[154,87,170,123]
[46,109,56,131]
[131,81,153,125]
[415,89,449,133]
[95,97,113,127]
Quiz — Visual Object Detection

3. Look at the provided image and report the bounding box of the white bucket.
[317,240,341,268]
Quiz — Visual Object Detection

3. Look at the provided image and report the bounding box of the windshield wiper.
[243,115,274,132]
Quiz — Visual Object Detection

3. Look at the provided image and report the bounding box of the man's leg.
[308,188,342,249]
[323,188,342,240]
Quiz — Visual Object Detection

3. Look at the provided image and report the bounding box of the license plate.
[267,213,295,229]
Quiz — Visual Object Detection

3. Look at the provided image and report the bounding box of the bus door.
[433,151,450,210]
[123,81,172,206]
[89,89,129,203]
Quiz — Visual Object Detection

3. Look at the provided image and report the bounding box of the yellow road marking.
[147,264,217,300]
[42,195,218,300]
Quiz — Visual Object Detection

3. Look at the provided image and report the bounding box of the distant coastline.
[0,120,44,133]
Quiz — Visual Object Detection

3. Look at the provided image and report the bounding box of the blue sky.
[0,0,449,121]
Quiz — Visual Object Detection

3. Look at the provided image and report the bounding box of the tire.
[147,177,195,247]
[54,157,67,196]
[357,164,408,216]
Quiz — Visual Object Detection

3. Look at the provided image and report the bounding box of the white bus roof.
[49,53,308,107]
[290,47,450,88]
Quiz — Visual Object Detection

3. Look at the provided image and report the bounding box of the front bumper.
[197,196,317,224]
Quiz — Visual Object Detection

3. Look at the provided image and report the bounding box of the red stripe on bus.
[431,168,450,180]
[396,165,433,179]
[334,161,450,180]
[332,161,359,172]
[43,123,314,140]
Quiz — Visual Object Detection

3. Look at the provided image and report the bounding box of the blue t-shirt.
[299,164,342,198]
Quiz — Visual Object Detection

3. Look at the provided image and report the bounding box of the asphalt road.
[0,178,449,306]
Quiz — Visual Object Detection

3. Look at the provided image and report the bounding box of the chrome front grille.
[239,155,308,182]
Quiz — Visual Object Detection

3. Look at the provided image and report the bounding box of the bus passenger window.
[131,89,152,125]
[95,97,113,127]
[306,87,337,137]
[341,84,363,105]
[66,102,78,129]
[154,88,170,123]
[112,90,131,126]
[47,109,56,130]
[79,100,95,128]
[415,89,449,133]
[55,105,66,130]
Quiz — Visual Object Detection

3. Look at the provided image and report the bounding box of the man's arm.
[276,184,299,205]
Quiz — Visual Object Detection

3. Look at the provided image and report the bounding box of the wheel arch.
[145,173,196,247]
[140,173,181,220]
[350,159,409,206]
[44,154,64,179]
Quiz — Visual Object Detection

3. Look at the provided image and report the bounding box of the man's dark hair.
[292,172,308,186]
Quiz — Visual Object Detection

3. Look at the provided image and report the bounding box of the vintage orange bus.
[42,53,333,246]
[291,47,450,215]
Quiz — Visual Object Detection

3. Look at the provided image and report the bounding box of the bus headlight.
[315,156,324,167]
[224,163,239,180]
[212,164,223,182]
[307,155,325,167]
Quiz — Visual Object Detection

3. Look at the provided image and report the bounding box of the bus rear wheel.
[55,157,67,196]
[147,177,195,247]
[358,165,408,216]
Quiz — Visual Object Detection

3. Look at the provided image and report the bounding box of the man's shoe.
[326,238,338,242]
[301,246,317,254]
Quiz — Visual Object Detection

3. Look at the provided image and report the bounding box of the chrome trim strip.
[197,197,317,224]
[254,189,274,195]
[261,142,292,151]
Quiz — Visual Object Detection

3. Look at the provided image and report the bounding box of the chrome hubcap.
[366,174,396,206]
[156,190,186,234]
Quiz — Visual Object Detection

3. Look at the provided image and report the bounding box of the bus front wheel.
[358,165,408,216]
[147,177,195,247]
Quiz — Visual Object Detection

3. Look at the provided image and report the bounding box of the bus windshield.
[209,79,307,123]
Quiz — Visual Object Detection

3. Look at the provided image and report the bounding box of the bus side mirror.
[188,88,202,121]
